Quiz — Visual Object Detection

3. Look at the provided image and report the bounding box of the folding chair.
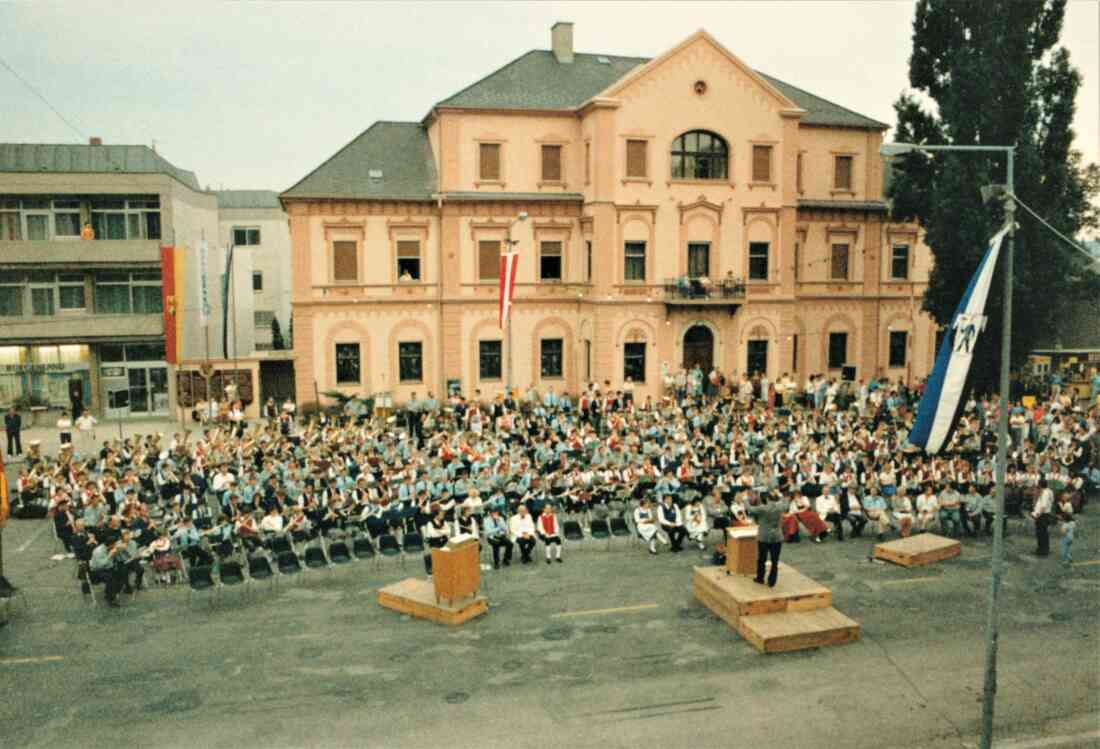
[589,518,612,551]
[378,534,402,566]
[187,565,218,607]
[609,515,633,548]
[276,550,303,581]
[247,554,277,593]
[303,546,330,571]
[352,534,377,565]
[218,560,248,601]
[328,540,353,564]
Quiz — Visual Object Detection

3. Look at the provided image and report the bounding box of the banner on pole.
[498,251,518,329]
[198,240,211,328]
[909,223,1011,454]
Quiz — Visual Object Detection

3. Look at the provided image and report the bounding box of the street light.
[504,211,528,394]
[880,140,1014,749]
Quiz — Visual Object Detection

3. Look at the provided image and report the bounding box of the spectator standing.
[5,405,21,458]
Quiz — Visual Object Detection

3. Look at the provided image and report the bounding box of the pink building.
[281,25,935,406]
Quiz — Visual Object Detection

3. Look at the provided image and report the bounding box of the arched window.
[671,130,728,180]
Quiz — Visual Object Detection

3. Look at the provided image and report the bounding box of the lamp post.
[504,212,528,395]
[881,141,1014,749]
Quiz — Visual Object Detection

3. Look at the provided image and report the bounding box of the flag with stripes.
[499,251,519,329]
[909,223,1011,454]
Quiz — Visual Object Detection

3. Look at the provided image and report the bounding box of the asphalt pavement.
[0,472,1098,749]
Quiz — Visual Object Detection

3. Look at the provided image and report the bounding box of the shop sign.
[2,363,68,373]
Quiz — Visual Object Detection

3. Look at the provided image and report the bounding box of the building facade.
[282,26,935,406]
[0,143,294,418]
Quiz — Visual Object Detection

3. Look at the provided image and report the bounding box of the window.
[90,196,160,240]
[889,331,908,368]
[891,244,910,280]
[335,343,361,384]
[748,242,769,281]
[479,340,502,380]
[0,199,20,240]
[792,334,799,372]
[0,279,22,317]
[752,145,772,183]
[688,242,710,279]
[479,143,501,181]
[398,342,423,382]
[541,144,562,182]
[584,142,591,183]
[624,241,646,282]
[585,240,592,282]
[834,155,853,191]
[539,241,562,281]
[624,342,646,383]
[53,199,81,237]
[626,139,649,179]
[58,273,85,310]
[332,240,358,282]
[31,287,54,316]
[233,227,261,246]
[670,131,728,180]
[478,240,501,281]
[830,243,850,280]
[252,271,263,291]
[540,338,563,378]
[796,153,804,193]
[828,332,848,369]
[93,271,162,314]
[397,240,421,281]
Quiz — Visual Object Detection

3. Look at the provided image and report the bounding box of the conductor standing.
[746,491,786,588]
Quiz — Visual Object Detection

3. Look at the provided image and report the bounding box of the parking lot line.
[15,523,50,553]
[0,656,65,665]
[880,577,941,587]
[1071,560,1100,568]
[551,603,659,618]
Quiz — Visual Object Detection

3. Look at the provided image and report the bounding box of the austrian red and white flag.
[498,251,519,329]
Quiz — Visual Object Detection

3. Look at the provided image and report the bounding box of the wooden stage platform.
[693,565,860,654]
[377,578,488,626]
[874,533,961,568]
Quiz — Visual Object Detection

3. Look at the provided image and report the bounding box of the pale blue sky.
[1,1,1096,197]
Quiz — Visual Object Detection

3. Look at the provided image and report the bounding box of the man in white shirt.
[815,493,845,541]
[1031,479,1055,557]
[509,504,537,564]
[658,496,687,552]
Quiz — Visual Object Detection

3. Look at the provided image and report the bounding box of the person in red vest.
[537,504,563,564]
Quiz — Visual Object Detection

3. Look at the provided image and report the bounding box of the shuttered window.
[834,155,853,190]
[478,240,501,281]
[479,143,501,181]
[830,243,850,280]
[541,144,562,181]
[626,140,648,178]
[796,153,804,193]
[752,145,772,182]
[540,241,562,281]
[397,240,421,280]
[332,240,357,282]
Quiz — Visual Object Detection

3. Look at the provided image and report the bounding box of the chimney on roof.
[89,137,102,146]
[552,22,574,64]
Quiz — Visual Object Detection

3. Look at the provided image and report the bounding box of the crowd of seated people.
[9,367,1096,609]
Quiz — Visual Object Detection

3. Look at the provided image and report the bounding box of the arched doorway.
[682,324,714,371]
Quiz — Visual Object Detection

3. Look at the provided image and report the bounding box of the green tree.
[888,0,1100,389]
[271,316,286,350]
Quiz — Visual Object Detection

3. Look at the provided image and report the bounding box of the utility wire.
[0,55,86,141]
[1010,193,1099,265]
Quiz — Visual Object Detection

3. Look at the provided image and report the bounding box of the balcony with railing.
[662,276,746,309]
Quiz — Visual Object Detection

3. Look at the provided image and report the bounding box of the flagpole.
[880,141,1015,749]
[980,147,1014,749]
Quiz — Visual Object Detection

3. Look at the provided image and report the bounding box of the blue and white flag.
[909,223,1011,454]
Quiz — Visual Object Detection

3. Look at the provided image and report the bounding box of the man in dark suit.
[746,491,786,587]
[68,377,84,420]
[5,406,21,457]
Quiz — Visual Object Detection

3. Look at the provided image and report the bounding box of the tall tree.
[889,0,1100,389]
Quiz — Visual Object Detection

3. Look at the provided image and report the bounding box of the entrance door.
[747,340,768,376]
[682,325,714,371]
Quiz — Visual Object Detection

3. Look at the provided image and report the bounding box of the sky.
[0,1,1097,197]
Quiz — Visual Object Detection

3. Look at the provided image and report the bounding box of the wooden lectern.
[726,526,758,576]
[431,536,480,605]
